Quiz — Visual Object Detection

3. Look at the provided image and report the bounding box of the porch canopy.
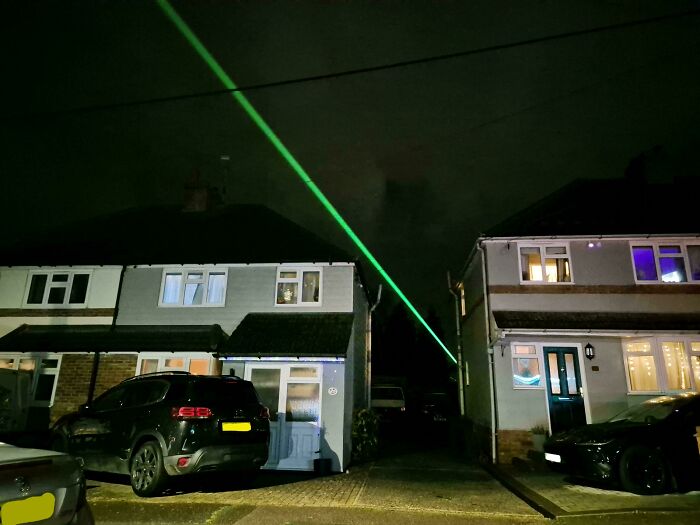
[493,311,700,331]
[0,324,228,353]
[220,313,354,358]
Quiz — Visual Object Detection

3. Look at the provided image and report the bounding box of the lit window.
[519,245,571,283]
[623,339,700,393]
[630,242,699,284]
[512,345,542,388]
[24,271,90,307]
[159,269,227,307]
[458,283,466,317]
[624,341,659,392]
[660,341,691,391]
[275,268,321,306]
[136,355,213,376]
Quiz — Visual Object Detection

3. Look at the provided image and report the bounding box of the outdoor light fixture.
[157,0,457,365]
[585,343,595,360]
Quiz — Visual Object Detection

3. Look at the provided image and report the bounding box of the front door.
[543,347,587,434]
[246,364,321,471]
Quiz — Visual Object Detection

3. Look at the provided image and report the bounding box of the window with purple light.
[632,246,657,281]
[688,246,700,281]
[659,256,687,283]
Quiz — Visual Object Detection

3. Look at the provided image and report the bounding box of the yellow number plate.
[222,422,251,432]
[1,492,55,525]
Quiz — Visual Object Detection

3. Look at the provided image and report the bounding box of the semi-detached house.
[0,204,370,473]
[456,176,700,463]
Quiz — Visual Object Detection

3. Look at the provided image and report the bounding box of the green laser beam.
[157,0,457,365]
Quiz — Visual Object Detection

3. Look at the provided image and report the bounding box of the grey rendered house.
[457,177,700,464]
[0,204,369,473]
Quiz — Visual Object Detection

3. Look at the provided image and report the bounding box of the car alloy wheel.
[130,442,166,497]
[619,445,671,495]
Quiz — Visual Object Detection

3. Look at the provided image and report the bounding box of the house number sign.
[328,387,338,396]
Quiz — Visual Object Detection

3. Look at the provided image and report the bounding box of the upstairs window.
[518,244,572,284]
[275,268,321,306]
[631,242,700,284]
[24,271,90,307]
[159,269,227,307]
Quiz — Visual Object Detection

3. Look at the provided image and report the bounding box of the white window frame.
[0,353,62,407]
[157,268,227,307]
[622,337,700,394]
[629,241,700,284]
[510,343,545,390]
[23,270,92,308]
[135,353,215,375]
[274,267,323,307]
[517,242,574,285]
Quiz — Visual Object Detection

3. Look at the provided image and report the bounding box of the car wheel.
[130,441,167,497]
[618,445,672,495]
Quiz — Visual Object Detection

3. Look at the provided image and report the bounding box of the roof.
[0,324,228,353]
[483,177,700,238]
[221,313,354,358]
[0,204,352,266]
[493,311,700,332]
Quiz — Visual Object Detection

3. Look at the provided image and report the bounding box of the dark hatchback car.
[51,372,270,496]
[544,393,700,495]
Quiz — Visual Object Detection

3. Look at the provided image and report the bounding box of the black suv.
[51,372,270,496]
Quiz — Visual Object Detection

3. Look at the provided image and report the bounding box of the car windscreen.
[372,387,404,400]
[188,379,260,406]
[608,397,681,423]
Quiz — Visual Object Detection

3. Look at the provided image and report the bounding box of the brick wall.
[52,353,138,422]
[497,429,534,464]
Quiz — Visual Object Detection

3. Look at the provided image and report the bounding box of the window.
[0,353,61,406]
[275,268,321,306]
[624,338,700,393]
[24,271,90,307]
[512,344,542,388]
[135,354,213,376]
[457,282,466,317]
[518,244,572,283]
[159,269,227,307]
[630,242,700,284]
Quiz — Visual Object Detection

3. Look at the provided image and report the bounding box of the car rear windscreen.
[190,379,259,406]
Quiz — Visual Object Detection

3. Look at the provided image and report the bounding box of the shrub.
[351,408,379,463]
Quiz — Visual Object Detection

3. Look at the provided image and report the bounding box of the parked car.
[371,385,406,421]
[544,392,700,494]
[417,392,455,425]
[51,372,270,497]
[0,442,93,524]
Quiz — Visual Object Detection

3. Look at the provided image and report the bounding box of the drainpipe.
[87,264,126,404]
[478,241,498,464]
[446,271,465,417]
[367,284,382,406]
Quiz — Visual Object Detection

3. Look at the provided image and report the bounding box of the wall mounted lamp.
[585,343,595,360]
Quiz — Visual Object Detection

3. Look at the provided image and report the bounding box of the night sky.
[2,1,700,338]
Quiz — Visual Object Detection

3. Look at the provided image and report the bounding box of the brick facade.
[497,429,535,464]
[52,353,138,422]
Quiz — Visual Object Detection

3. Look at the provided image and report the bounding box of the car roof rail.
[121,371,192,383]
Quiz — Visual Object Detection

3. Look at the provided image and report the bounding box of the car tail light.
[177,457,191,467]
[259,406,270,420]
[171,407,213,419]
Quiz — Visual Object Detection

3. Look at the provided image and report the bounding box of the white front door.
[246,364,322,471]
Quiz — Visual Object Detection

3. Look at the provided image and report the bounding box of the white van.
[370,385,406,420]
